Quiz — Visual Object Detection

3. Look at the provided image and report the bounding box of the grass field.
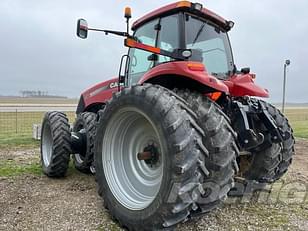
[0,159,42,177]
[0,96,78,104]
[0,157,77,177]
[284,108,308,138]
[0,111,75,148]
[0,111,75,135]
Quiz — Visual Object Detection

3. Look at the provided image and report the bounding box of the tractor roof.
[132,1,231,31]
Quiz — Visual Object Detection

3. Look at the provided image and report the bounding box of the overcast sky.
[0,0,307,103]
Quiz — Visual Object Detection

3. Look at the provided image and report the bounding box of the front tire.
[95,85,208,230]
[40,111,71,177]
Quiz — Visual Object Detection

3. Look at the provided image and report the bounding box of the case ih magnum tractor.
[40,1,295,230]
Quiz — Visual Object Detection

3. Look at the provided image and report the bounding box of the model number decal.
[88,82,123,98]
[109,82,124,89]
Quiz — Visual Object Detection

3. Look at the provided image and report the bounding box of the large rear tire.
[174,89,239,214]
[72,112,96,174]
[40,111,71,177]
[95,85,209,230]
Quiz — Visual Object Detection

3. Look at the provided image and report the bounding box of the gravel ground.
[0,139,307,231]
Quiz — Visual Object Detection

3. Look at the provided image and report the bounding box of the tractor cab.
[128,2,235,85]
[77,1,236,88]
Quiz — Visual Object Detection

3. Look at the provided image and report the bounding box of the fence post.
[15,109,18,134]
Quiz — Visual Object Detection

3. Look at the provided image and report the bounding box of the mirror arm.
[88,28,131,38]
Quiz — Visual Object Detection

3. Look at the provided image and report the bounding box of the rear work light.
[177,1,203,11]
[177,1,192,8]
[192,2,203,11]
[227,21,235,29]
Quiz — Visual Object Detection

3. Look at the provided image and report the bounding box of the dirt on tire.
[0,138,308,231]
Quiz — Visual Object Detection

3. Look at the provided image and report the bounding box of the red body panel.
[132,1,227,30]
[81,78,120,109]
[224,74,269,98]
[139,61,229,93]
[80,65,268,111]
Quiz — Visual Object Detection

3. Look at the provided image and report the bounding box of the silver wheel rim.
[102,107,163,210]
[42,123,53,167]
[74,154,84,164]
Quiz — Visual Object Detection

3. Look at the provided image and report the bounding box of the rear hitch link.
[230,100,289,150]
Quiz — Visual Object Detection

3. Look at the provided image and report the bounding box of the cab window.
[157,14,179,64]
[128,20,158,85]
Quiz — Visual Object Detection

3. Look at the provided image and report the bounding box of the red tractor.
[40,1,295,230]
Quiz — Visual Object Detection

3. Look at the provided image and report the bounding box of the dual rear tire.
[72,112,97,173]
[41,112,71,177]
[41,112,96,177]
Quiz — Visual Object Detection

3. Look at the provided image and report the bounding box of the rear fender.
[224,74,269,98]
[138,61,229,93]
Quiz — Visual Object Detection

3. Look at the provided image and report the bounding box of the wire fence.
[0,105,76,137]
[0,104,307,139]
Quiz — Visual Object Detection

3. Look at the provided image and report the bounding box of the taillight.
[208,92,222,101]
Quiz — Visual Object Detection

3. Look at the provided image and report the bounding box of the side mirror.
[77,19,88,39]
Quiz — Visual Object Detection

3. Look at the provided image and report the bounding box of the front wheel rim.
[42,123,53,167]
[102,107,164,211]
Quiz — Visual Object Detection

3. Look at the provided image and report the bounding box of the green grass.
[0,111,75,136]
[289,120,308,138]
[0,160,42,177]
[285,108,308,138]
[0,134,40,148]
[0,161,78,177]
[0,111,45,135]
[0,154,78,177]
[0,111,75,148]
